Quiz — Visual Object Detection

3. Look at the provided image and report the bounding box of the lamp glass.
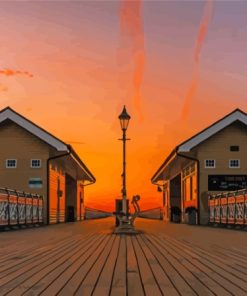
[118,105,131,130]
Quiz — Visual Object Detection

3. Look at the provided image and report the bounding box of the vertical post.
[244,191,246,226]
[122,128,127,215]
[220,193,222,224]
[24,191,27,225]
[16,190,19,226]
[6,189,10,226]
[37,194,40,224]
[31,194,34,224]
[234,192,237,225]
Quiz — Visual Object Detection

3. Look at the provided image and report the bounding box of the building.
[0,107,96,224]
[151,109,247,225]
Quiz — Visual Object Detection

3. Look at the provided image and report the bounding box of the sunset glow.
[0,1,247,211]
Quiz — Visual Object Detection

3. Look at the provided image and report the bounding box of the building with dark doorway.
[0,107,96,224]
[151,109,247,225]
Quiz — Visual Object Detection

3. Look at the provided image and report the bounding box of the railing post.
[244,191,246,226]
[213,194,215,223]
[226,192,229,225]
[234,192,237,225]
[15,190,19,226]
[37,194,39,224]
[24,191,27,225]
[6,188,10,227]
[31,194,34,224]
[42,195,44,223]
[219,193,222,225]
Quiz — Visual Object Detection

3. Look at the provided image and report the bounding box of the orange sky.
[0,1,247,211]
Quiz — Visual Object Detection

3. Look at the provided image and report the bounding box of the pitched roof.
[151,108,247,183]
[0,106,68,151]
[178,108,247,152]
[0,106,96,182]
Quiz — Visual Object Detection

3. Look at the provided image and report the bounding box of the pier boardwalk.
[0,218,247,296]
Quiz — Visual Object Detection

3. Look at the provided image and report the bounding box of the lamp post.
[118,105,131,216]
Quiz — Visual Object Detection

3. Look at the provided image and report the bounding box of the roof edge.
[151,147,177,183]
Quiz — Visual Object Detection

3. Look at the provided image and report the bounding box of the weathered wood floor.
[0,218,247,296]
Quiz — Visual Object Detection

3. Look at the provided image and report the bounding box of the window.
[229,159,240,168]
[230,146,239,152]
[6,159,17,168]
[29,178,43,188]
[184,177,192,201]
[31,159,41,168]
[192,175,197,200]
[205,159,215,168]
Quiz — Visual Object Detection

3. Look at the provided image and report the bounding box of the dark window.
[31,159,41,168]
[230,146,239,151]
[229,159,240,168]
[6,159,17,168]
[29,178,43,188]
[205,159,215,168]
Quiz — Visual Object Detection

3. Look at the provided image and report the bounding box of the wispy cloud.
[118,0,145,120]
[0,69,33,78]
[181,0,214,121]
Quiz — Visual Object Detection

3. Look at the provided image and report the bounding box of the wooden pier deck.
[0,218,247,296]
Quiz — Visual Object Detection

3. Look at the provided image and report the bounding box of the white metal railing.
[0,187,43,227]
[208,189,247,225]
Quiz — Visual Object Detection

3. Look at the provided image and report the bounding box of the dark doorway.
[170,174,182,222]
[65,174,77,222]
[67,206,75,222]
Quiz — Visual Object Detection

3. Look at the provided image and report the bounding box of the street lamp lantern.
[118,105,131,216]
[118,105,131,131]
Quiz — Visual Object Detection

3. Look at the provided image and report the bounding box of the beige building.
[151,109,247,225]
[0,107,96,224]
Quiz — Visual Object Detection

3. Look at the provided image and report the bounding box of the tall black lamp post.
[118,105,131,216]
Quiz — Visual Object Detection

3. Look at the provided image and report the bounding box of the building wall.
[0,120,49,222]
[192,121,247,224]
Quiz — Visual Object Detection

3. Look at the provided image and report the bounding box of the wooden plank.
[0,232,86,267]
[57,234,111,296]
[184,239,247,269]
[131,235,162,296]
[214,246,247,265]
[209,246,247,273]
[154,234,232,296]
[137,235,179,296]
[110,235,127,296]
[163,235,247,295]
[34,234,106,296]
[74,235,116,296]
[142,234,196,296]
[0,240,62,267]
[177,236,247,273]
[126,236,144,296]
[92,235,120,296]
[0,237,84,294]
[0,236,80,277]
[22,234,104,296]
[171,235,247,284]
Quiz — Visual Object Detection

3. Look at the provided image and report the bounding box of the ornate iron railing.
[0,188,43,228]
[208,189,247,225]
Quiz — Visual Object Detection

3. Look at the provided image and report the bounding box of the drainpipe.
[46,148,71,225]
[176,150,200,225]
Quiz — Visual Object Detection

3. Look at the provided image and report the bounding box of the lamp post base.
[114,222,140,235]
